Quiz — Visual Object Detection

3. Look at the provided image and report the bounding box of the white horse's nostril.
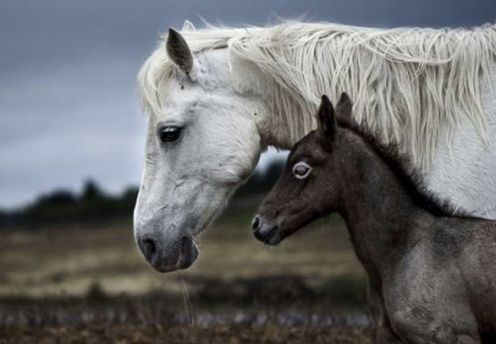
[178,235,197,270]
[142,238,157,262]
[252,216,260,231]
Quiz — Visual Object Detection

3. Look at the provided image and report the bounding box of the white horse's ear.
[182,20,196,32]
[166,28,194,75]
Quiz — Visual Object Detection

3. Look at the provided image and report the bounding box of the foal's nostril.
[253,228,266,241]
[180,235,191,248]
[252,216,260,231]
[143,238,157,261]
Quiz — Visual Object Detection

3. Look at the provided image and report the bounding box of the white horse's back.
[428,64,496,218]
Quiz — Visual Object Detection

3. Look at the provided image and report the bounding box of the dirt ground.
[0,211,371,343]
[0,324,373,344]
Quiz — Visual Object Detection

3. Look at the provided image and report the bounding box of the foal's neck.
[337,130,432,274]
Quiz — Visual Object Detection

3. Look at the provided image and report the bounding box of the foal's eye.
[159,126,182,143]
[292,161,312,179]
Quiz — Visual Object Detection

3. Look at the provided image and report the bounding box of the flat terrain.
[0,325,373,344]
[0,208,371,342]
[0,210,365,297]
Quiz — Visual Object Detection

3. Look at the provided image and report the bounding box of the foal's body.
[254,95,496,343]
[343,165,496,342]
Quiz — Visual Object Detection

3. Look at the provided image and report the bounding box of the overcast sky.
[0,0,495,209]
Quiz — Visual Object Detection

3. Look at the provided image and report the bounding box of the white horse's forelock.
[138,21,496,169]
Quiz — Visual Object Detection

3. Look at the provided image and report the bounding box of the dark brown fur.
[253,94,496,343]
[336,109,472,219]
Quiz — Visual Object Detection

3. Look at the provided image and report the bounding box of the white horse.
[134,21,496,272]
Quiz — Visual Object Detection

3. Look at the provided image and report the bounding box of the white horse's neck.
[197,48,301,149]
[224,23,496,169]
[226,52,310,150]
[223,47,496,218]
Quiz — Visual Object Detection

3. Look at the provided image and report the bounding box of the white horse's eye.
[159,126,182,143]
[292,161,312,179]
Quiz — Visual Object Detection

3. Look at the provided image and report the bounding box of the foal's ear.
[335,92,353,118]
[166,28,194,74]
[317,95,337,140]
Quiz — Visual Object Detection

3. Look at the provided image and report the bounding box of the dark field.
[0,206,372,343]
[0,325,372,344]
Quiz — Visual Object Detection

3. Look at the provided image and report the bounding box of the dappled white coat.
[134,21,496,271]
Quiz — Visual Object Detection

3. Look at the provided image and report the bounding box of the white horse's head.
[134,28,267,272]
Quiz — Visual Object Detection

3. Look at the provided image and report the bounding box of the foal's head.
[252,94,352,245]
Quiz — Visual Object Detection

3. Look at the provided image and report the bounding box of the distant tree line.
[0,181,139,228]
[0,159,285,228]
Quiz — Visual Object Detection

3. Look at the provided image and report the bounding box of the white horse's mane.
[138,21,496,169]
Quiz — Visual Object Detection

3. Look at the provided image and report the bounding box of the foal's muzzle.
[137,233,198,273]
[252,215,282,245]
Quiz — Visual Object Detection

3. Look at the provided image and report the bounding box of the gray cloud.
[0,0,495,208]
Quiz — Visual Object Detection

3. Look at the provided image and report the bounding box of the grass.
[0,208,373,342]
[0,209,366,299]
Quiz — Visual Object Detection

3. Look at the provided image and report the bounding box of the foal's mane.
[336,115,473,218]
